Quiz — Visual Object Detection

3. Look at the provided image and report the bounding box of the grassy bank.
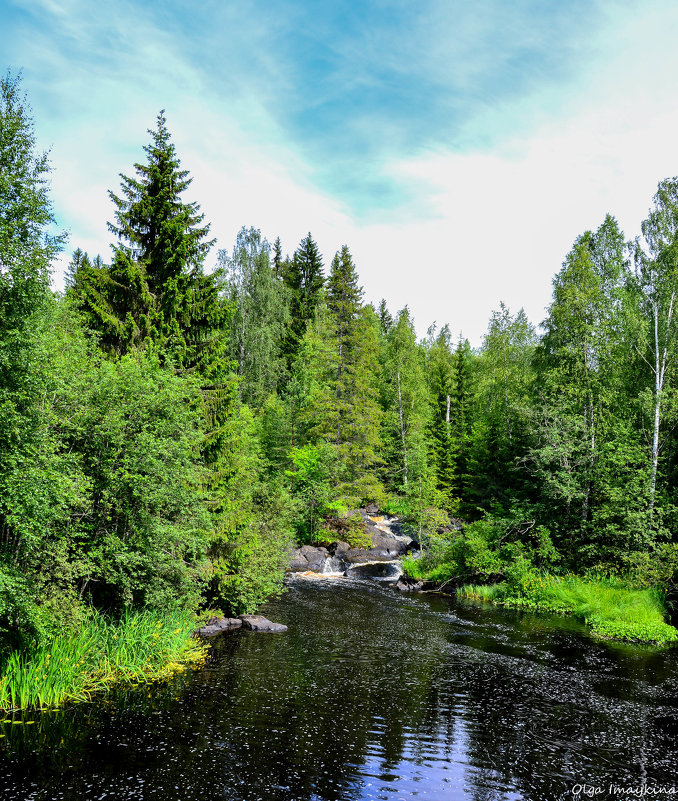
[0,609,207,712]
[459,574,678,644]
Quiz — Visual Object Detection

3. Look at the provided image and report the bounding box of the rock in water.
[395,576,424,592]
[196,617,243,638]
[238,615,288,633]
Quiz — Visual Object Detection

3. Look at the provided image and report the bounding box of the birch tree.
[632,179,678,511]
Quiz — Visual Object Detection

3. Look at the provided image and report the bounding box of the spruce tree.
[272,236,283,280]
[377,298,394,334]
[451,337,474,507]
[72,111,225,370]
[327,245,363,445]
[326,248,382,498]
[107,110,213,292]
[282,232,324,361]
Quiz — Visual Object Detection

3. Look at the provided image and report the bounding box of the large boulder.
[238,615,288,633]
[288,545,329,572]
[344,531,410,563]
[327,540,351,557]
[196,617,243,638]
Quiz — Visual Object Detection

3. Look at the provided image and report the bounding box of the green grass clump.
[458,574,678,645]
[0,609,206,711]
[458,584,502,602]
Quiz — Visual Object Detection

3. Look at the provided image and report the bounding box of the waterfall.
[321,555,348,575]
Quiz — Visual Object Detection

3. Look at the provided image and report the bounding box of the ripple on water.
[1,579,678,800]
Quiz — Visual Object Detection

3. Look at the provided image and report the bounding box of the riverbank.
[457,574,678,644]
[0,609,207,712]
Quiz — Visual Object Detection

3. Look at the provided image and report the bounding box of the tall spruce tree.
[282,232,324,361]
[326,248,382,497]
[451,338,474,505]
[327,246,363,445]
[72,111,225,371]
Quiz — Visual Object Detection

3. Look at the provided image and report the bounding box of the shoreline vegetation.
[0,610,206,712]
[401,518,678,645]
[457,576,677,644]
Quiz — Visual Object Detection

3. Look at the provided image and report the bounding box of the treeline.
[2,72,678,651]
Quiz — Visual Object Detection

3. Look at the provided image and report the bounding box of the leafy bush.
[402,513,560,587]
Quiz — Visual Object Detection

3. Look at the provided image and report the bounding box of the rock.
[196,617,242,638]
[299,545,329,571]
[395,576,424,592]
[344,531,410,563]
[288,554,310,572]
[238,615,288,633]
[327,540,351,557]
[365,503,380,516]
[288,545,329,572]
[346,561,402,579]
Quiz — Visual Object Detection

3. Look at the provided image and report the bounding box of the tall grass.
[0,609,206,711]
[458,574,678,644]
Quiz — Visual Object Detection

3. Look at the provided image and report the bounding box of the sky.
[3,0,678,344]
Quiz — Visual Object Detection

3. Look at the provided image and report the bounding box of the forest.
[3,68,678,669]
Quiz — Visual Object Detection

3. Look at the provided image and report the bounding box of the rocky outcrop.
[238,615,288,633]
[196,614,288,637]
[287,508,415,574]
[289,544,330,572]
[196,617,243,638]
[344,531,409,563]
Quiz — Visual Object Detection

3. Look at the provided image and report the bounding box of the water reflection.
[1,577,677,800]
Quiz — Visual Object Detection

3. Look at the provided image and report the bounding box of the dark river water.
[2,576,678,801]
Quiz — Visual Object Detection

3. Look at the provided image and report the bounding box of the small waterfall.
[321,555,348,575]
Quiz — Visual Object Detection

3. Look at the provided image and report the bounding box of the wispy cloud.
[3,0,678,343]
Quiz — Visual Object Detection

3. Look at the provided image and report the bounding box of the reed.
[0,609,206,711]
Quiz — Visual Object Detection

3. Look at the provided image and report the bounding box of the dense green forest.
[2,70,678,656]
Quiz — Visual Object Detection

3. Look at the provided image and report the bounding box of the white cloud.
[13,0,678,346]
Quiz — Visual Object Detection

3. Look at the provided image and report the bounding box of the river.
[1,575,677,800]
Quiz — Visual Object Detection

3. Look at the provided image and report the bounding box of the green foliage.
[381,308,432,497]
[68,350,211,612]
[460,574,678,644]
[319,512,373,549]
[0,609,205,711]
[403,515,560,586]
[286,443,338,541]
[9,72,678,685]
[210,523,291,615]
[221,227,288,406]
[282,232,325,362]
[71,111,228,370]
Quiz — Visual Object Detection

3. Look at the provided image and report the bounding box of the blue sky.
[3,0,678,342]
